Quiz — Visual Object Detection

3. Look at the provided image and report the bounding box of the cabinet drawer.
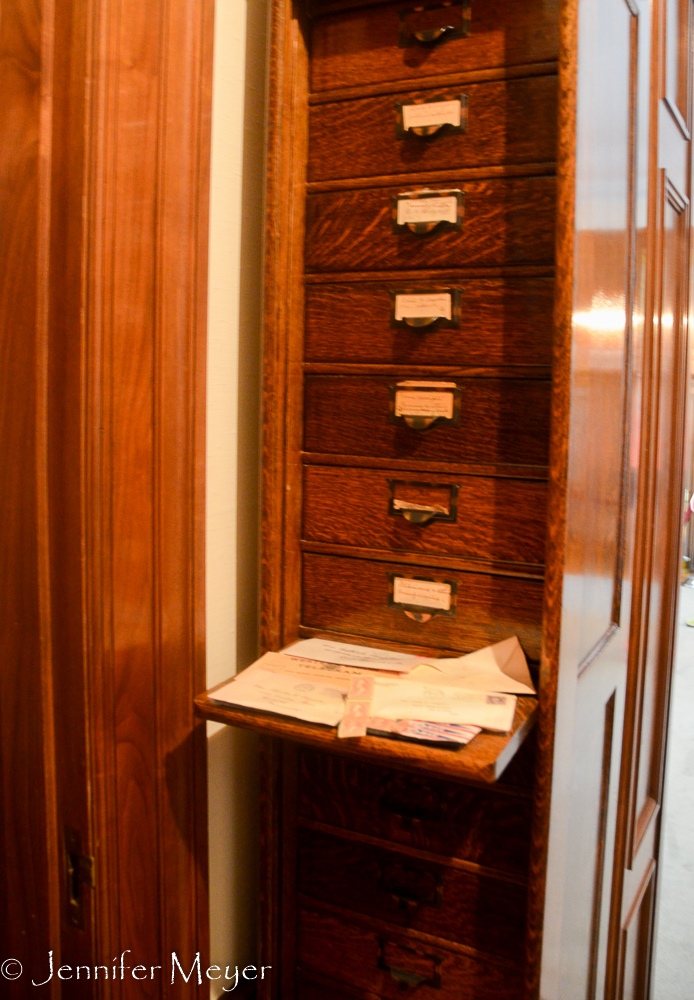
[298,907,524,1000]
[309,75,557,182]
[311,0,560,92]
[302,552,543,658]
[302,466,547,566]
[304,276,554,367]
[305,177,555,273]
[298,827,526,960]
[297,749,532,872]
[296,973,370,1000]
[303,375,551,467]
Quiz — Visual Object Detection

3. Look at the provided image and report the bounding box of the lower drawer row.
[301,552,543,659]
[295,907,524,1000]
[296,749,533,872]
[298,827,526,960]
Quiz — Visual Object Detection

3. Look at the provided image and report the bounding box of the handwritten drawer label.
[392,577,452,611]
[395,389,454,420]
[397,195,458,226]
[392,189,464,234]
[394,292,452,321]
[403,98,461,130]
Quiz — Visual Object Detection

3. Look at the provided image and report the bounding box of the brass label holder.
[390,287,462,329]
[389,381,461,431]
[387,573,457,623]
[395,94,468,138]
[392,188,464,235]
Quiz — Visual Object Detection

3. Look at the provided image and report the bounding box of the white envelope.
[408,636,536,695]
[213,667,346,726]
[370,679,517,732]
[283,637,419,672]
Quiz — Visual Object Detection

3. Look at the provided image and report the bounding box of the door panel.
[542,0,691,997]
[539,0,692,995]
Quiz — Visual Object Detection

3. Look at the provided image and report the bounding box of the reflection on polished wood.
[195,687,537,785]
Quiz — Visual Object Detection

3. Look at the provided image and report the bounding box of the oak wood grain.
[308,75,557,182]
[303,374,551,466]
[301,552,544,658]
[297,906,524,1000]
[304,276,554,367]
[311,0,560,92]
[196,691,537,788]
[295,745,533,863]
[309,61,559,106]
[305,176,556,272]
[302,465,548,565]
[297,826,527,959]
[302,452,549,479]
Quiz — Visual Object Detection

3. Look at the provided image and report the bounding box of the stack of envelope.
[211,635,536,742]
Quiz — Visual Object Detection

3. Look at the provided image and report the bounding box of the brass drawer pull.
[379,777,444,824]
[378,939,442,990]
[378,860,443,911]
[388,479,459,525]
[398,1,470,48]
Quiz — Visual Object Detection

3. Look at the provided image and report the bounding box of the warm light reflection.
[573,308,627,333]
[572,304,646,353]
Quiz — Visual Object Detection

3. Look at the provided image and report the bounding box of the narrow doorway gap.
[652,584,694,999]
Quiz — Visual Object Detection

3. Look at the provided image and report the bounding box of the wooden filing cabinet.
[257,1,557,996]
[197,0,693,997]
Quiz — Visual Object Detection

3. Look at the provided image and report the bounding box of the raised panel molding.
[83,0,213,989]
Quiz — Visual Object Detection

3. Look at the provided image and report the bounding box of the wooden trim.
[586,692,617,1000]
[258,737,283,1000]
[262,0,297,652]
[37,0,62,989]
[77,0,213,989]
[308,61,560,104]
[525,0,579,994]
[306,162,558,193]
[0,0,62,988]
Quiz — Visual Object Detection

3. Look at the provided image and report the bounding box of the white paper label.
[397,195,458,226]
[392,577,452,611]
[402,99,461,131]
[395,292,452,321]
[394,389,454,420]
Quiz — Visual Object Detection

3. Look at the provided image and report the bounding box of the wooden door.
[0,0,213,995]
[538,1,691,998]
[606,0,692,996]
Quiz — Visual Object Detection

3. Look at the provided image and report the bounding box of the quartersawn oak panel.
[302,552,544,658]
[303,375,551,467]
[302,465,547,565]
[308,75,558,182]
[297,826,527,960]
[298,906,524,1000]
[304,276,555,366]
[305,177,556,272]
[297,749,532,872]
[311,0,560,92]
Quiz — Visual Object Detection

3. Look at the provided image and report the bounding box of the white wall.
[206,0,268,992]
